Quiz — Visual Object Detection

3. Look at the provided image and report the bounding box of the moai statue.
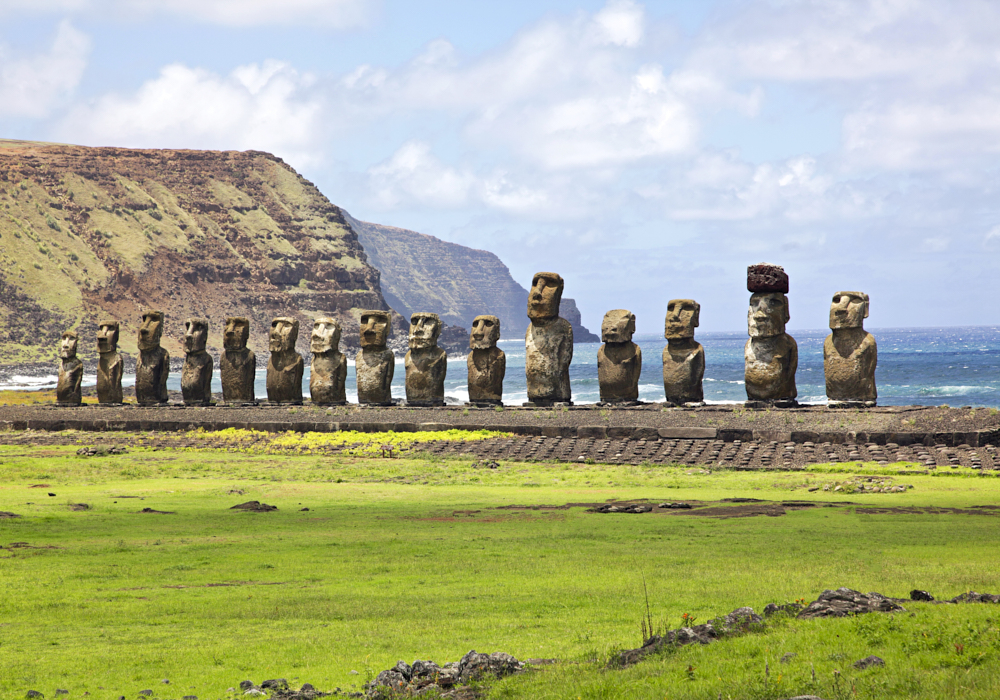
[524,272,573,405]
[597,310,641,404]
[467,315,505,406]
[404,312,447,406]
[56,331,83,406]
[266,317,304,404]
[744,264,797,405]
[135,310,169,406]
[181,317,213,406]
[356,310,394,405]
[96,321,123,404]
[310,316,347,405]
[663,299,705,406]
[824,291,877,406]
[220,317,256,404]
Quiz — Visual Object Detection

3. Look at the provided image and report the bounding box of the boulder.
[797,588,904,619]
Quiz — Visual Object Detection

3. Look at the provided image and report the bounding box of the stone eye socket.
[483,320,494,327]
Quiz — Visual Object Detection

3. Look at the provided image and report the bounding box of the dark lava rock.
[183,696,198,700]
[764,602,804,617]
[459,650,523,682]
[138,507,175,514]
[25,691,44,699]
[239,680,256,691]
[797,588,904,619]
[0,511,21,518]
[853,655,886,670]
[950,591,1000,603]
[367,650,524,697]
[614,606,763,667]
[910,589,935,601]
[658,502,692,509]
[230,501,277,512]
[747,263,789,293]
[138,691,152,697]
[261,678,289,691]
[410,659,442,679]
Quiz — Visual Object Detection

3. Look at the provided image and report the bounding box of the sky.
[2,0,1000,335]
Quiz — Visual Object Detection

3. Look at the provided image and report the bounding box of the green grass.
[1,439,999,699]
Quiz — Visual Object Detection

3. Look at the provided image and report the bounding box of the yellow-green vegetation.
[1,440,999,699]
[195,427,510,456]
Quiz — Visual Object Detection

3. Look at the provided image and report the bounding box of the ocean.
[6,326,1000,408]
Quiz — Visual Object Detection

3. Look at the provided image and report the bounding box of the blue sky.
[3,0,1000,335]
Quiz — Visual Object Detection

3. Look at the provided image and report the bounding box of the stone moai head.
[829,291,869,330]
[97,321,119,354]
[311,316,342,354]
[748,292,789,338]
[138,310,165,351]
[224,317,250,351]
[601,309,636,344]
[269,317,299,353]
[470,315,500,350]
[60,331,78,359]
[184,318,209,354]
[409,312,442,350]
[360,310,391,349]
[527,272,564,321]
[665,299,700,340]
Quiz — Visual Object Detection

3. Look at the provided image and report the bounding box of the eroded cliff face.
[0,141,392,362]
[346,213,599,342]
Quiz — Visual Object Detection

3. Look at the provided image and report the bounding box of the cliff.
[346,213,599,342]
[0,140,401,362]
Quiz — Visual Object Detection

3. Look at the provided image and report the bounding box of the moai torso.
[356,310,395,405]
[220,317,256,403]
[467,315,505,404]
[96,321,124,404]
[744,267,797,402]
[405,312,447,406]
[56,332,83,405]
[824,292,877,403]
[524,272,573,405]
[135,310,169,405]
[310,317,347,405]
[266,317,304,404]
[597,310,641,403]
[181,318,213,406]
[662,299,705,404]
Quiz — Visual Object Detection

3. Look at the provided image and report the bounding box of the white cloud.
[58,60,322,165]
[368,141,474,208]
[1,0,377,28]
[0,21,90,118]
[590,0,645,48]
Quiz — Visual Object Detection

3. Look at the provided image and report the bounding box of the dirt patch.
[855,506,1000,516]
[674,503,788,518]
[0,512,21,518]
[230,500,277,512]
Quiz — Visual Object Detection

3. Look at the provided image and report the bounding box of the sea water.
[7,326,1000,407]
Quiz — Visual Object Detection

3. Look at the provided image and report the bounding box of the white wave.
[916,385,995,396]
[704,378,745,385]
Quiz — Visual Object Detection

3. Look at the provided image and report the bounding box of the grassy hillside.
[0,141,389,363]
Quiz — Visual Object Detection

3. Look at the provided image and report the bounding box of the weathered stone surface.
[181,318,213,406]
[96,320,124,404]
[266,317,304,404]
[356,310,394,405]
[747,262,789,293]
[745,292,797,402]
[614,606,763,667]
[220,317,256,403]
[797,588,904,619]
[910,589,935,601]
[853,655,885,670]
[825,291,877,403]
[598,309,641,403]
[525,272,573,405]
[366,650,524,698]
[135,310,169,406]
[950,591,1000,603]
[56,331,83,405]
[468,314,505,404]
[309,317,347,405]
[663,299,704,404]
[405,312,447,406]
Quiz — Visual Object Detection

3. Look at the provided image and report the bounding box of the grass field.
[1,433,1000,699]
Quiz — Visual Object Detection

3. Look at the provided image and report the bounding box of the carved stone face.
[311,317,342,353]
[59,332,78,359]
[360,310,391,349]
[527,272,564,321]
[829,291,869,330]
[184,318,208,353]
[224,317,250,351]
[601,309,636,344]
[269,317,299,353]
[470,315,500,350]
[409,312,441,350]
[665,299,700,339]
[97,321,119,354]
[138,310,164,351]
[748,292,789,338]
